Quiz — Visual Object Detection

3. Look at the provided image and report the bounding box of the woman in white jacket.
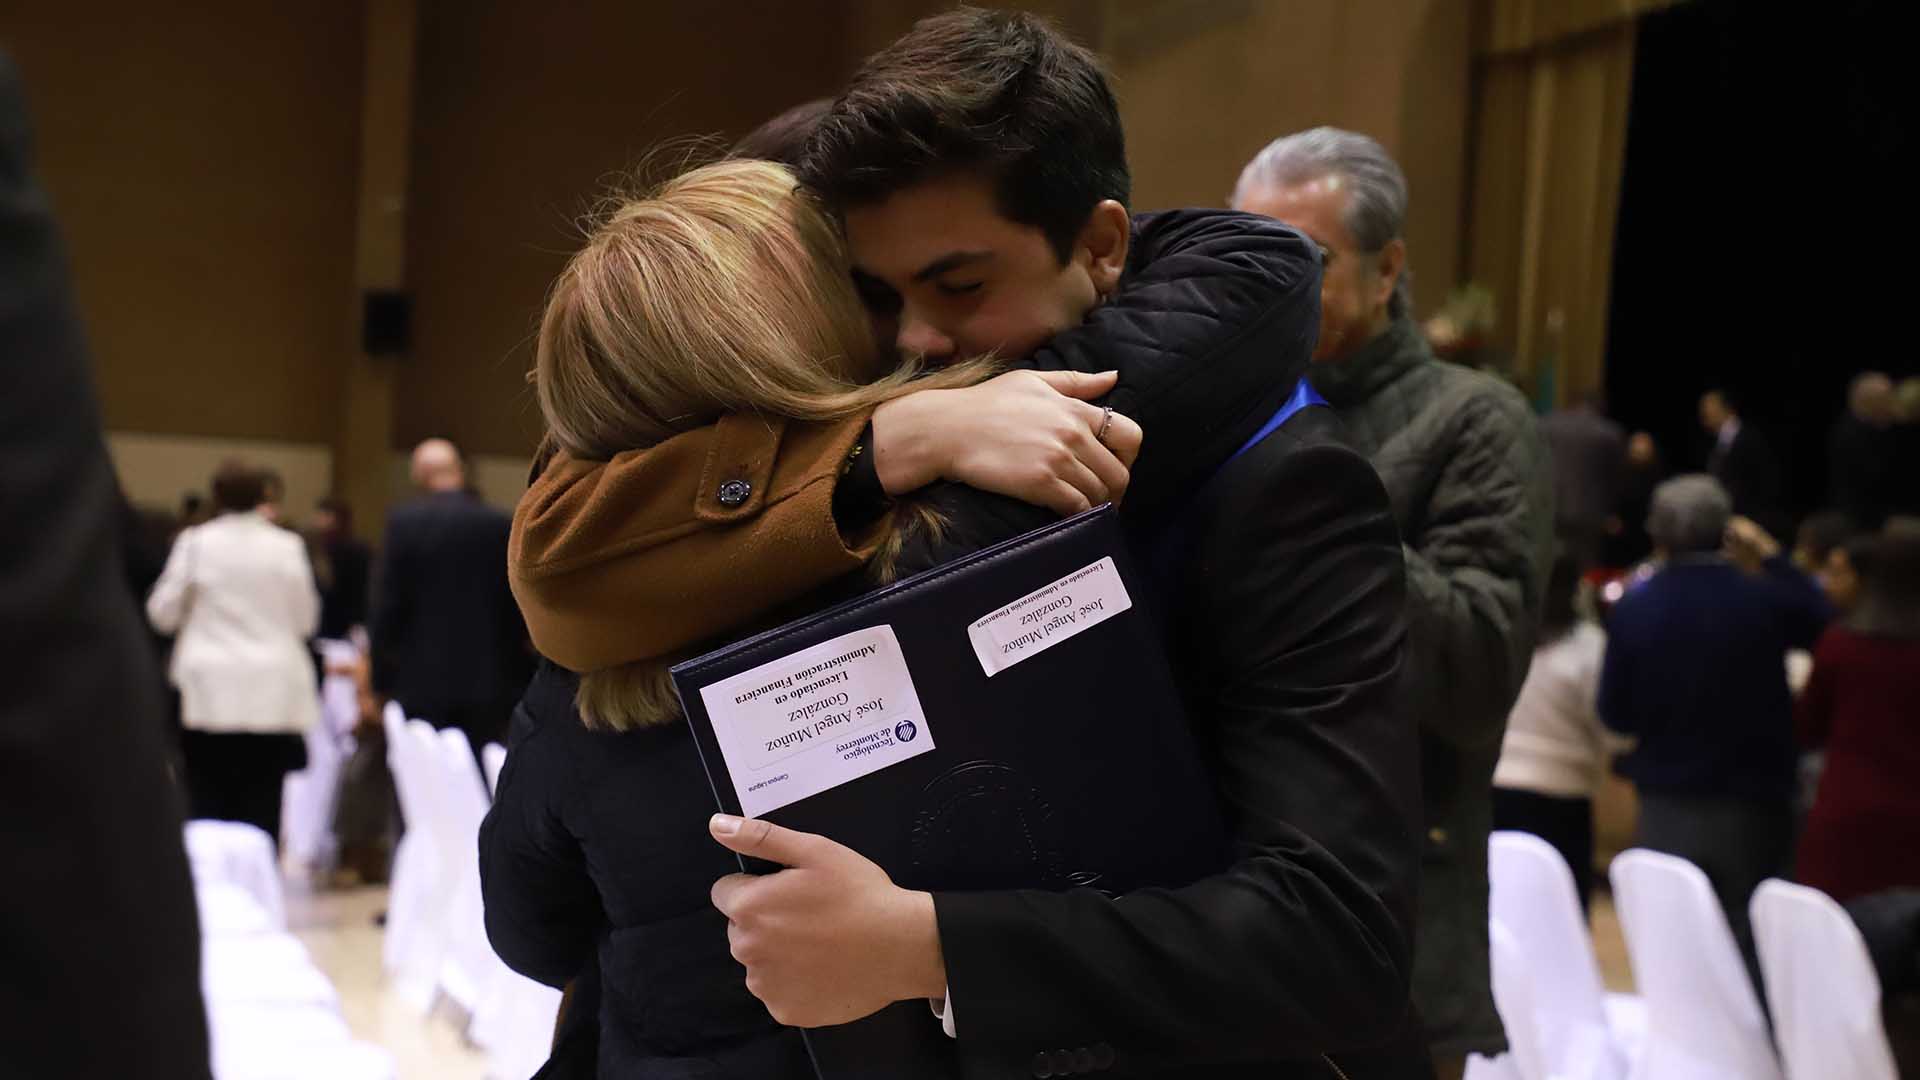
[1491,551,1624,912]
[148,461,320,845]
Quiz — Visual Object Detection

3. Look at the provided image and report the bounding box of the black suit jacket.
[1829,416,1893,529]
[1709,424,1785,533]
[0,53,211,1079]
[927,408,1418,1080]
[371,490,533,717]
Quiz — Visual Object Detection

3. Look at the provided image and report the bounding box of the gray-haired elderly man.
[1599,475,1832,991]
[1233,128,1554,1080]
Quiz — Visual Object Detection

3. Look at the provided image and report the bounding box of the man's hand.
[871,370,1143,515]
[709,814,945,1028]
[1724,515,1781,574]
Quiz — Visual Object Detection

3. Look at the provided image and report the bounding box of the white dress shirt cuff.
[929,987,957,1038]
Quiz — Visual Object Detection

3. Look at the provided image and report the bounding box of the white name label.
[697,625,933,818]
[967,556,1134,678]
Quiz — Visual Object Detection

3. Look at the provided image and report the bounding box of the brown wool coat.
[509,411,874,673]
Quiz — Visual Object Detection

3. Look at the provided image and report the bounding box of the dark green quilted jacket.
[1309,316,1555,1058]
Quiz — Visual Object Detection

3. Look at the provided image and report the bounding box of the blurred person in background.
[3,50,210,1078]
[1599,475,1832,985]
[1540,392,1626,571]
[1491,550,1616,910]
[1892,376,1920,518]
[1796,528,1920,903]
[1829,371,1896,529]
[1234,126,1554,1079]
[146,460,320,844]
[1819,533,1876,616]
[371,438,532,762]
[1603,430,1664,568]
[256,467,286,525]
[176,490,209,531]
[1793,510,1856,577]
[1700,387,1785,535]
[310,496,370,641]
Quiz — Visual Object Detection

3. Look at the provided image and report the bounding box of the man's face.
[1627,431,1657,468]
[841,174,1112,366]
[1234,177,1396,363]
[1700,392,1730,433]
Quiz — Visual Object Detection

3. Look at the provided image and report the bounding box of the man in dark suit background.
[0,51,211,1079]
[371,439,532,761]
[1829,372,1896,530]
[1542,392,1628,570]
[1701,388,1786,535]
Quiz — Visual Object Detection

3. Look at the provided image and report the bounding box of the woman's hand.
[871,370,1142,515]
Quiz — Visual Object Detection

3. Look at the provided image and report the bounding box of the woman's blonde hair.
[535,159,993,731]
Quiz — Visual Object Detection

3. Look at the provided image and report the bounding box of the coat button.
[1072,1048,1096,1073]
[716,479,752,508]
[1091,1042,1115,1069]
[1030,1051,1054,1078]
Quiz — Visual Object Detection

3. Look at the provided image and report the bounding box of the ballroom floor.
[286,880,1637,1079]
[287,883,488,1080]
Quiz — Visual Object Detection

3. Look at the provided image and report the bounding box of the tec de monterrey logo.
[894,719,918,743]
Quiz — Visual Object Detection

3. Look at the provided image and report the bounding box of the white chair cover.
[1487,919,1556,1080]
[1487,831,1638,1080]
[184,820,287,927]
[281,638,361,870]
[1609,849,1783,1080]
[214,1039,397,1080]
[380,705,454,1011]
[482,741,507,797]
[420,724,498,1015]
[202,934,339,1010]
[475,972,565,1080]
[1750,879,1898,1080]
[195,882,279,938]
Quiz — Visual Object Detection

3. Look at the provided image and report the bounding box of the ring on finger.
[1096,404,1114,446]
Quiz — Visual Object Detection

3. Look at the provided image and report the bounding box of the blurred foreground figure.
[0,51,211,1079]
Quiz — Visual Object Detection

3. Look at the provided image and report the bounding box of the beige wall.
[6,2,363,444]
[1109,0,1475,311]
[21,0,1479,506]
[398,0,851,457]
[109,430,529,522]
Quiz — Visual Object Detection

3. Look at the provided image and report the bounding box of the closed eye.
[935,280,984,297]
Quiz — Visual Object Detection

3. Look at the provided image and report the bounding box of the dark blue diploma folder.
[672,505,1227,1079]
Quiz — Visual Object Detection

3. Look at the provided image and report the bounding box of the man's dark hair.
[801,7,1129,262]
[209,460,266,513]
[733,99,832,168]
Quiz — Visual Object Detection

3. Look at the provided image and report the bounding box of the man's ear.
[1078,199,1131,296]
[1374,237,1407,311]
